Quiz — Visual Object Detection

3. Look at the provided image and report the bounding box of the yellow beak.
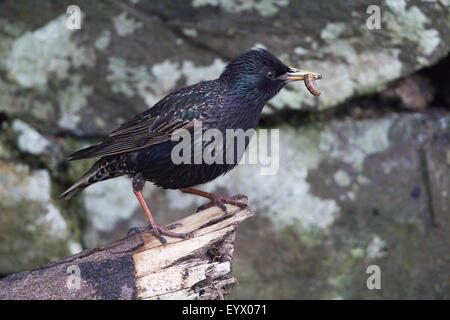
[279,68,322,81]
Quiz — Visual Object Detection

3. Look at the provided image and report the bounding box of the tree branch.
[0,202,252,300]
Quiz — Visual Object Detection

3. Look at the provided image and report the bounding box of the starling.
[60,48,322,244]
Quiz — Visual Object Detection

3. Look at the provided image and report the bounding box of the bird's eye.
[266,71,275,79]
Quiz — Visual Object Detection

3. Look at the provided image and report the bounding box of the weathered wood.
[0,201,252,300]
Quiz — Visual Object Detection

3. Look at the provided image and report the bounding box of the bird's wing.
[67,89,211,160]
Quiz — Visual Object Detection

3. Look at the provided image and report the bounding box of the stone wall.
[0,0,449,298]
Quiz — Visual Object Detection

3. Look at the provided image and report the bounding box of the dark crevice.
[260,93,398,128]
[418,53,450,108]
[260,52,450,128]
[0,112,7,124]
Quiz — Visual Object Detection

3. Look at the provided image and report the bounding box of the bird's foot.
[128,222,183,235]
[127,222,191,244]
[196,194,248,213]
[152,225,192,245]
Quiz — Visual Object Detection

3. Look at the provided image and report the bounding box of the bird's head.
[220,48,321,104]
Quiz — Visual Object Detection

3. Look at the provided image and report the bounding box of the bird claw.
[127,222,191,245]
[152,226,192,245]
[127,225,148,236]
[162,222,184,230]
[230,194,248,201]
[196,194,248,213]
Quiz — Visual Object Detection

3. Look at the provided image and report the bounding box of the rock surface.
[231,111,450,299]
[0,158,80,274]
[0,0,450,299]
[69,111,450,299]
[0,0,449,136]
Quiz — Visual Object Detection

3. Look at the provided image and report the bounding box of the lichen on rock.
[0,160,74,274]
[5,15,94,89]
[11,119,51,155]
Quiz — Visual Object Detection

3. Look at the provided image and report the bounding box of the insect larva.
[304,74,321,96]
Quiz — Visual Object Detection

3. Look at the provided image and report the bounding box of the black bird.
[60,48,322,244]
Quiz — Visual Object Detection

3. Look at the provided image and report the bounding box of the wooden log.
[0,201,252,300]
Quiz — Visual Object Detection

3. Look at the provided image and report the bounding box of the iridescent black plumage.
[60,48,321,243]
[61,48,291,197]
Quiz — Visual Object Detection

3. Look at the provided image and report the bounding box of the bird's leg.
[131,175,191,244]
[180,188,248,213]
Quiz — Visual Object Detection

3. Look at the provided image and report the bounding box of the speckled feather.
[60,49,290,199]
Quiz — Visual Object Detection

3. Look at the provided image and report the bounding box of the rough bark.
[0,203,252,300]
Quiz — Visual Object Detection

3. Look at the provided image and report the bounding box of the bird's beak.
[278,68,322,82]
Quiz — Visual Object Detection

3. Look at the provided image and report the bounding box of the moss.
[384,2,441,56]
[5,15,94,89]
[182,28,198,38]
[0,201,71,274]
[191,0,290,17]
[57,75,93,131]
[232,220,331,299]
[0,160,75,274]
[112,12,143,37]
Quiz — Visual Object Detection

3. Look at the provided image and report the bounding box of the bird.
[60,48,322,244]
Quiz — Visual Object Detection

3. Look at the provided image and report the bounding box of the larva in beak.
[304,74,321,96]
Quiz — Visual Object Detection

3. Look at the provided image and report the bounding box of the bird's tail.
[59,157,125,200]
